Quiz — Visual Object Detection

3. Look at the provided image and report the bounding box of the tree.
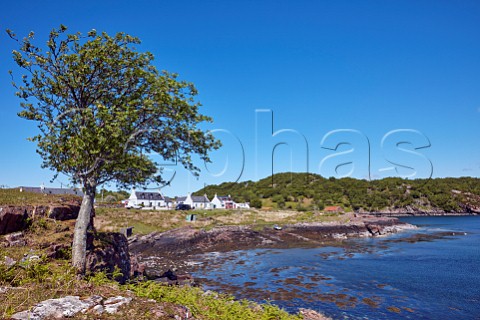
[250,198,262,209]
[8,26,221,275]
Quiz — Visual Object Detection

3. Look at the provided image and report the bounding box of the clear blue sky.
[1,0,479,196]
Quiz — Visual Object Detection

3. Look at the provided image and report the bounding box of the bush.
[250,198,262,209]
[296,204,307,212]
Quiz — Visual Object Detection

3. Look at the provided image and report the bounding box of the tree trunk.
[72,184,96,275]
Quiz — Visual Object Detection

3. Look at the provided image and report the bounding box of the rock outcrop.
[0,207,30,235]
[86,232,131,284]
[10,295,132,320]
[129,216,415,261]
[151,269,195,286]
[3,231,27,247]
[299,308,331,320]
[0,204,80,235]
[47,205,81,220]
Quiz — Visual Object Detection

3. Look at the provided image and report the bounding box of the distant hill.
[194,173,480,213]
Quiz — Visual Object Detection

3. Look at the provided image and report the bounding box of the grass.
[94,206,348,236]
[128,281,301,320]
[0,219,121,318]
[0,191,338,319]
[0,188,81,206]
[0,218,307,319]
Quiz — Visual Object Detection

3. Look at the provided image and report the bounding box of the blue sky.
[1,0,479,196]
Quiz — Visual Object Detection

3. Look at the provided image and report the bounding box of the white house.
[210,194,250,209]
[211,194,236,209]
[177,193,211,209]
[126,188,172,209]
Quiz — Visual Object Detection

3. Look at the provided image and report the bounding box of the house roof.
[177,195,210,203]
[19,186,84,197]
[191,195,209,203]
[135,191,164,201]
[217,195,232,201]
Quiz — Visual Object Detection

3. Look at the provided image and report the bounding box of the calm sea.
[190,216,480,319]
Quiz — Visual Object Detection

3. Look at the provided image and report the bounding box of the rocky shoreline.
[360,206,480,215]
[369,211,478,217]
[128,214,415,275]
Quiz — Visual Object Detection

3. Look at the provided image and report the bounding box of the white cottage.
[126,188,172,209]
[211,194,237,209]
[177,193,211,209]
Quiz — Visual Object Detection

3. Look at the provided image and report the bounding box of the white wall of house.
[194,201,211,209]
[210,194,245,209]
[183,193,211,209]
[211,194,223,209]
[182,193,193,207]
[127,189,170,209]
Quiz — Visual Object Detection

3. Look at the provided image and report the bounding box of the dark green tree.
[8,26,220,275]
[250,198,263,209]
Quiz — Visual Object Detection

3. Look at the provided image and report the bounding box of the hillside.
[194,173,480,213]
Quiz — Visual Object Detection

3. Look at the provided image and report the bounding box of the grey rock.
[4,256,16,267]
[103,296,132,314]
[5,231,24,243]
[11,296,96,320]
[11,295,131,319]
[20,253,41,263]
[92,305,105,314]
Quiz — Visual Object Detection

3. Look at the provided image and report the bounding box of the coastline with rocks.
[128,213,416,275]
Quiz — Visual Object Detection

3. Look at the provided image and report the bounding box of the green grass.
[0,192,337,319]
[94,206,347,237]
[0,188,81,206]
[0,217,306,319]
[0,255,303,319]
[128,281,301,320]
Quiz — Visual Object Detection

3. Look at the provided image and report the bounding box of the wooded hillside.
[194,173,480,213]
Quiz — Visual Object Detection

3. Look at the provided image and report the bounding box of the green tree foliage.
[96,189,129,202]
[8,26,220,274]
[195,173,480,213]
[250,198,262,209]
[271,194,286,209]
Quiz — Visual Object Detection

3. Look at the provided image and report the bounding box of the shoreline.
[368,211,479,217]
[127,214,418,319]
[126,213,477,318]
[128,213,416,275]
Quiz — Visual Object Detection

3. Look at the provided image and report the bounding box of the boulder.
[10,295,131,319]
[299,308,331,320]
[0,206,30,235]
[85,232,131,284]
[153,269,195,286]
[103,296,132,314]
[4,256,17,267]
[10,295,100,320]
[0,204,81,235]
[4,231,27,247]
[48,205,80,220]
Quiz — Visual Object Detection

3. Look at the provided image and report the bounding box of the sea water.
[190,216,480,319]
